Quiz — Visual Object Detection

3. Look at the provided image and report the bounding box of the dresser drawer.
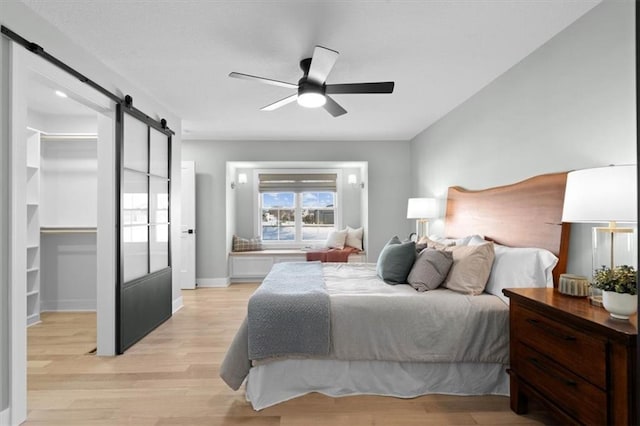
[515,341,607,425]
[512,304,606,389]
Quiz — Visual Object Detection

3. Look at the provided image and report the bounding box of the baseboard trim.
[172,296,184,314]
[230,277,264,283]
[196,277,230,288]
[1,406,10,426]
[40,299,96,312]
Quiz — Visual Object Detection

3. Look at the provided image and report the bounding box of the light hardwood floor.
[26,284,555,425]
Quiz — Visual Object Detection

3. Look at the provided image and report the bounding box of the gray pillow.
[376,236,416,284]
[407,248,454,292]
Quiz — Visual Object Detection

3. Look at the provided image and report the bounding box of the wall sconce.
[348,174,364,188]
[231,173,248,189]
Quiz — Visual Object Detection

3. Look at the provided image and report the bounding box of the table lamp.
[561,165,637,304]
[407,198,437,239]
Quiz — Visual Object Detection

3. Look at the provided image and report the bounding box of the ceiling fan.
[229,45,395,117]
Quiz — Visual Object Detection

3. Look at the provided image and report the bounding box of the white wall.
[39,136,98,311]
[40,138,97,227]
[182,140,411,282]
[410,0,636,278]
[28,110,97,135]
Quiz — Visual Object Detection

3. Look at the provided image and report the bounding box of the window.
[258,172,339,245]
[261,192,295,241]
[301,192,335,241]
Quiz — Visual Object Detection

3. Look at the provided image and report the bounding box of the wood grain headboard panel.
[445,172,571,286]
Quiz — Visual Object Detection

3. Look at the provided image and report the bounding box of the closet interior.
[25,83,98,348]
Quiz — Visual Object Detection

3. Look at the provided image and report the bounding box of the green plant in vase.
[592,265,637,320]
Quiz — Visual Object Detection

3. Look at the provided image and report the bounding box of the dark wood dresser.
[503,288,637,425]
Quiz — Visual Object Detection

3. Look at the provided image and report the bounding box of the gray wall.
[182,140,411,281]
[0,35,9,414]
[410,0,636,278]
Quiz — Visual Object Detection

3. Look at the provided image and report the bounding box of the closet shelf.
[40,226,98,234]
[41,227,97,234]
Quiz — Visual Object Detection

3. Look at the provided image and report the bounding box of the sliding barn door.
[116,104,172,353]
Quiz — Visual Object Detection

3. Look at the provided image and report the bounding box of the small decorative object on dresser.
[558,273,589,297]
[592,265,637,320]
[503,288,637,426]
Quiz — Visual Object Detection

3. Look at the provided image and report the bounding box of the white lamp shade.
[562,165,637,223]
[407,198,437,219]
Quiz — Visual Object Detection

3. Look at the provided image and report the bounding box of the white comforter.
[220,262,509,390]
[324,263,509,363]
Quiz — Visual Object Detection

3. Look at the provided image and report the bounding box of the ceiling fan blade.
[323,96,347,117]
[325,81,395,94]
[261,94,298,111]
[307,45,339,85]
[229,72,298,89]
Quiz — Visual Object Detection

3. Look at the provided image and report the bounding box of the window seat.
[229,249,367,281]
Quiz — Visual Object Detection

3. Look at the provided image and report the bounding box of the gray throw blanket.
[247,261,330,360]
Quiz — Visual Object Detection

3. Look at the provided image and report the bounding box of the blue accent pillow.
[376,236,416,284]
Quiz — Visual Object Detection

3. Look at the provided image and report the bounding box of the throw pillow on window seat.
[345,226,364,251]
[325,229,348,249]
[232,235,263,252]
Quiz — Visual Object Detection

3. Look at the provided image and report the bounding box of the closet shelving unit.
[26,130,41,326]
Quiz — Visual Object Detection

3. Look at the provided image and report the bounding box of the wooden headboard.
[445,172,571,286]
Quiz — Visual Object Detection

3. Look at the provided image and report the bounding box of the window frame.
[254,168,342,248]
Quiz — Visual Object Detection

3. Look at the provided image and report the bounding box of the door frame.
[180,161,196,289]
[8,44,117,425]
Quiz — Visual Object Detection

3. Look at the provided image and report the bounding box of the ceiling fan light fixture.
[297,91,326,108]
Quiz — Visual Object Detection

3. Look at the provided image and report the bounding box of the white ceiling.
[20,0,600,141]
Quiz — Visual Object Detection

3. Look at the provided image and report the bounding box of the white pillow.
[484,243,558,304]
[345,226,364,250]
[429,234,483,246]
[467,235,487,246]
[325,229,348,249]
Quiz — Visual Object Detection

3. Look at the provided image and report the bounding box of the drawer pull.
[526,318,576,341]
[528,357,577,387]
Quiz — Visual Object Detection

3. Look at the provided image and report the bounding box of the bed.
[220,172,570,410]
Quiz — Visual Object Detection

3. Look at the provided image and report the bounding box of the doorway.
[8,44,117,423]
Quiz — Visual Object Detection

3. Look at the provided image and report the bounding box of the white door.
[180,161,196,289]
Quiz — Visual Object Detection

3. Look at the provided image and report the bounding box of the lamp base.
[415,220,430,240]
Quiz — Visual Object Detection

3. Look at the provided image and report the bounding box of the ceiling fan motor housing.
[297,57,326,107]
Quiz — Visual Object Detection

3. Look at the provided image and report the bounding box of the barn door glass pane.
[150,127,168,178]
[123,114,148,173]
